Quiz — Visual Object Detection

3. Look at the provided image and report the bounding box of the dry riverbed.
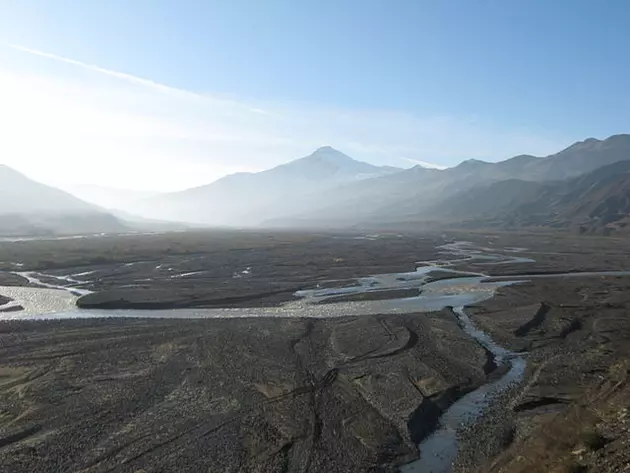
[2,229,630,472]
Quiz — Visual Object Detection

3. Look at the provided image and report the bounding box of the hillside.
[507,160,630,233]
[0,165,128,236]
[0,165,98,214]
[437,160,630,233]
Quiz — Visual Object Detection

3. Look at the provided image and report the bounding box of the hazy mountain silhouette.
[110,133,630,233]
[439,134,630,182]
[401,157,630,234]
[0,165,127,236]
[0,165,98,214]
[5,133,628,235]
[531,134,630,180]
[262,134,630,228]
[503,159,630,232]
[127,146,401,225]
[426,179,546,221]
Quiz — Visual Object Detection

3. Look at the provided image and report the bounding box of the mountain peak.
[563,137,601,151]
[455,158,489,169]
[559,134,630,155]
[314,145,337,153]
[308,146,352,161]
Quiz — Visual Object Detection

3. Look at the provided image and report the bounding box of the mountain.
[262,165,450,227]
[262,155,549,229]
[0,165,98,214]
[446,134,630,182]
[259,146,400,181]
[119,134,630,231]
[426,179,546,221]
[531,134,630,181]
[0,165,128,236]
[506,160,630,233]
[266,134,630,229]
[127,147,401,225]
[427,160,630,234]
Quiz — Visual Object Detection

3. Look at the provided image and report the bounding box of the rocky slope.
[444,160,630,233]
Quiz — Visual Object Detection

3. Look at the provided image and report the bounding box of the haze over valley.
[3,134,630,237]
[3,3,630,473]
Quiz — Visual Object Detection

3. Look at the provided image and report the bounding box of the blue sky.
[0,0,628,190]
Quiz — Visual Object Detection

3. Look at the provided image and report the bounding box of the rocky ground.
[1,229,630,472]
[0,230,443,310]
[451,232,630,473]
[0,311,490,473]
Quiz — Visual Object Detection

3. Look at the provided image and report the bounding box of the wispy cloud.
[4,42,187,95]
[0,42,570,191]
[401,158,447,170]
[1,41,269,114]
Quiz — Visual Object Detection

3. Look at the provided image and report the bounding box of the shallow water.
[400,307,526,473]
[17,271,93,296]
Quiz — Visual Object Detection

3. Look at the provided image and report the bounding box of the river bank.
[461,273,630,473]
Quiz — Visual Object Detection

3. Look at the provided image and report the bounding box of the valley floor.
[1,230,630,472]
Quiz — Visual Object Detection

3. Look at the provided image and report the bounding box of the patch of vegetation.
[580,429,607,451]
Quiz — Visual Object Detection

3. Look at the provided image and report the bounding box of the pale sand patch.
[0,286,77,318]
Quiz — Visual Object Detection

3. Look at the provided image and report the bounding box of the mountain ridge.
[0,165,128,236]
[111,133,630,233]
[126,146,402,225]
[259,134,630,230]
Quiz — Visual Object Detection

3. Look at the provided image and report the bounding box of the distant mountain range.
[0,165,128,237]
[125,133,629,233]
[125,146,401,226]
[411,134,630,233]
[258,134,630,233]
[3,133,630,236]
[475,159,630,233]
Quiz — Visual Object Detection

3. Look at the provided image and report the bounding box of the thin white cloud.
[1,41,269,115]
[401,158,447,170]
[0,42,571,191]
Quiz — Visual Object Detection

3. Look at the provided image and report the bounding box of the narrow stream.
[400,306,526,473]
[17,271,93,296]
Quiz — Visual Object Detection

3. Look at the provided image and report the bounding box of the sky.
[0,0,629,191]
